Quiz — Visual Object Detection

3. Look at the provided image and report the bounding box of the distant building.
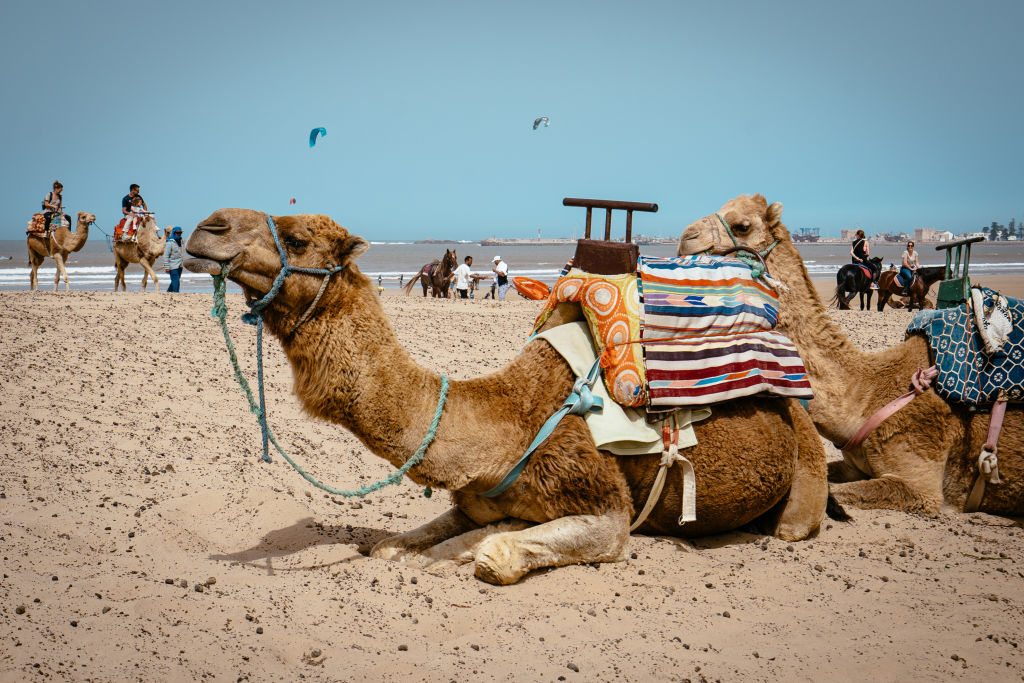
[840,229,860,242]
[913,227,944,242]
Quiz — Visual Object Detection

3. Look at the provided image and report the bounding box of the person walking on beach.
[41,181,71,231]
[850,229,880,289]
[900,240,919,295]
[164,227,185,292]
[377,274,384,295]
[492,255,510,301]
[453,256,474,299]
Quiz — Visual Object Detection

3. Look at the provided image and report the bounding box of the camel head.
[185,209,369,324]
[77,211,97,227]
[677,194,788,259]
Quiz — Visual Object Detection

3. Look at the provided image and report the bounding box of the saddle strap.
[629,419,697,531]
[841,366,938,452]
[964,398,1008,513]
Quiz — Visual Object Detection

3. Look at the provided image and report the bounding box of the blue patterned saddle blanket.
[906,288,1024,405]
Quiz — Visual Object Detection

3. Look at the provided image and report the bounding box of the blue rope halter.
[209,214,449,498]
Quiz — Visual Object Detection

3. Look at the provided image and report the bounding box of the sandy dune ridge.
[1,290,1022,681]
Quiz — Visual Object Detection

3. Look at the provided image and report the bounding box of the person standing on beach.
[453,256,474,299]
[164,227,184,292]
[900,241,919,295]
[850,229,880,289]
[41,181,71,231]
[491,255,510,301]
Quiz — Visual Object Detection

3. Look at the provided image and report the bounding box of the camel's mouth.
[183,257,224,275]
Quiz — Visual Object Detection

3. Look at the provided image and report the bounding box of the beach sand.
[1,285,1022,681]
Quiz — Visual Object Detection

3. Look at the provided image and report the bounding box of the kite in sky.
[309,127,327,147]
[289,198,296,205]
[532,117,549,130]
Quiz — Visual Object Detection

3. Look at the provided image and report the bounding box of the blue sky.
[2,0,1021,241]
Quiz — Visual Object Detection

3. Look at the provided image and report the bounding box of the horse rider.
[900,240,919,295]
[850,229,880,289]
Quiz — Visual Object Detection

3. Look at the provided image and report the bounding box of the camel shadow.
[208,518,393,575]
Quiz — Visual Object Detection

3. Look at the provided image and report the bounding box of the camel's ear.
[336,234,369,267]
[766,202,784,227]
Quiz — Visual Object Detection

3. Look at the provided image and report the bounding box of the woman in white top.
[900,241,919,294]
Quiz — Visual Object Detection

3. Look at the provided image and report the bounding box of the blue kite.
[309,127,327,147]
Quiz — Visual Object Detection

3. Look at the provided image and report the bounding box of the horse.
[876,265,945,312]
[832,257,882,310]
[404,248,457,298]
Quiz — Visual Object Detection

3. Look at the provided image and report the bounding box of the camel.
[27,211,95,291]
[677,194,1022,516]
[184,209,830,584]
[113,217,169,291]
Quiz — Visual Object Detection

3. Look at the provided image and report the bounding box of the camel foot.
[474,534,524,585]
[830,476,941,516]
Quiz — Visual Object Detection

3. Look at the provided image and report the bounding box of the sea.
[3,238,1023,293]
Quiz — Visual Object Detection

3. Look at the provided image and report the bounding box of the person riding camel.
[850,229,880,289]
[118,183,149,241]
[41,181,71,233]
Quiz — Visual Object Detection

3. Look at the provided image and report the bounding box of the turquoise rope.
[210,265,448,498]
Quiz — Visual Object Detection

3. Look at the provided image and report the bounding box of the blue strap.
[482,356,604,498]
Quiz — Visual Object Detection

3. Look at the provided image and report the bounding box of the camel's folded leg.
[761,400,828,541]
[371,507,505,565]
[395,519,535,570]
[830,475,942,515]
[473,510,630,585]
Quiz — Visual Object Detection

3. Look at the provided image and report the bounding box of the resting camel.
[677,194,1022,516]
[113,217,169,291]
[184,209,829,584]
[27,211,94,291]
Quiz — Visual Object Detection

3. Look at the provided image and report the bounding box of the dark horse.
[876,265,945,312]
[832,257,883,310]
[404,248,457,298]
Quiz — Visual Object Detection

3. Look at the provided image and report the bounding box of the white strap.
[629,438,697,531]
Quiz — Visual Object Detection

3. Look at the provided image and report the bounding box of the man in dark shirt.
[121,184,147,217]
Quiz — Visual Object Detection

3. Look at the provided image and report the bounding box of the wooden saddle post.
[563,197,658,275]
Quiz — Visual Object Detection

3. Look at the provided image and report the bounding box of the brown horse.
[403,248,457,298]
[876,265,945,312]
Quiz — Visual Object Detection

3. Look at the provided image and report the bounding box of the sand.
[1,287,1022,681]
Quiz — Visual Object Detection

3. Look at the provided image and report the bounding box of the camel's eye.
[282,235,308,252]
[731,221,752,235]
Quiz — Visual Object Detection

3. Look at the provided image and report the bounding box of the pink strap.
[841,366,938,452]
[984,399,1008,452]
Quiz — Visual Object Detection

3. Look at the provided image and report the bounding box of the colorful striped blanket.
[533,254,813,409]
[639,255,812,408]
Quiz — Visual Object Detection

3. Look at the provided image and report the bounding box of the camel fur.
[27,211,94,291]
[113,217,170,292]
[184,209,829,584]
[677,194,1023,516]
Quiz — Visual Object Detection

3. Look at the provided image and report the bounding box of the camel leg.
[29,255,40,291]
[371,507,500,564]
[140,259,158,292]
[472,509,630,585]
[52,253,68,291]
[114,259,125,291]
[760,401,828,541]
[828,457,869,483]
[830,475,942,515]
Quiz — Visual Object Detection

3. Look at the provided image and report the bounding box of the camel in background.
[677,194,1022,516]
[113,217,169,292]
[184,209,829,584]
[27,211,94,291]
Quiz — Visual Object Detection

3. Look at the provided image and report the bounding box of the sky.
[1,0,1021,241]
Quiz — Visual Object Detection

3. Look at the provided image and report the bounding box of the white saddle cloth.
[533,321,709,455]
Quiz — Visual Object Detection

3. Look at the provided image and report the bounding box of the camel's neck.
[53,222,88,253]
[769,240,919,444]
[274,277,448,474]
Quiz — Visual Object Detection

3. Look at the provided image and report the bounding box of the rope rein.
[208,215,449,498]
